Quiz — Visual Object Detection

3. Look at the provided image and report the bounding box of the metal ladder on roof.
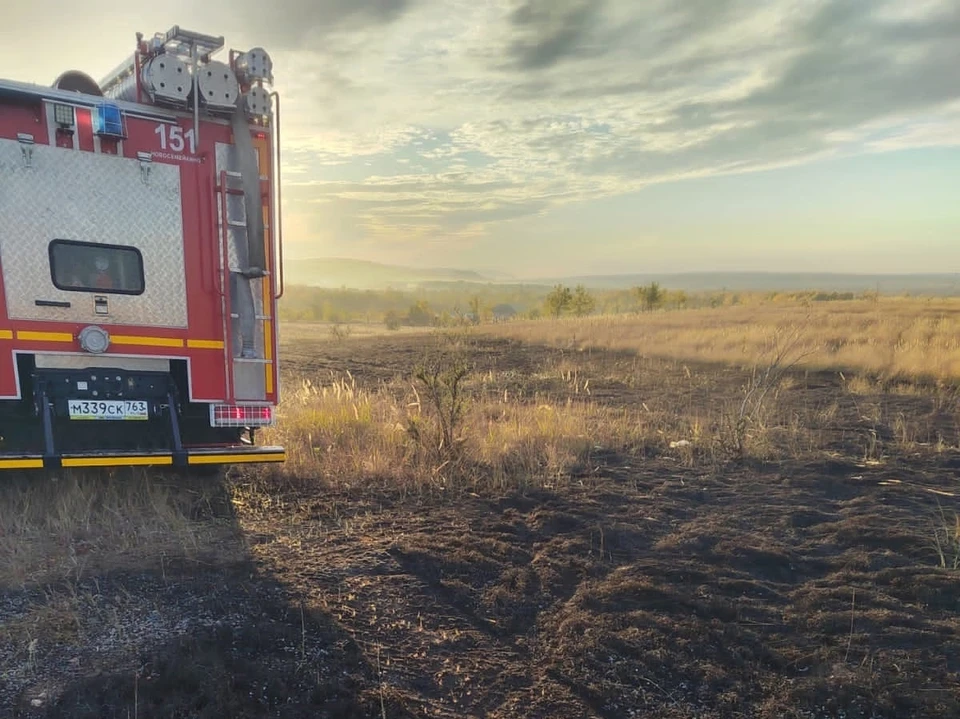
[216,168,274,401]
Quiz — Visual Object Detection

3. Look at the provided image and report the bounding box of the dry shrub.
[410,349,471,468]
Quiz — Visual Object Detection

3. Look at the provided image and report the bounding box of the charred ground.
[2,329,959,718]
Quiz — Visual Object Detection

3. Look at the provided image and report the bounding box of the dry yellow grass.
[264,374,655,493]
[262,356,812,493]
[0,471,241,589]
[480,298,960,382]
[280,321,429,342]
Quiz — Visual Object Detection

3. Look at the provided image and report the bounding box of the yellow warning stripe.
[263,320,274,393]
[0,458,44,469]
[187,339,225,349]
[16,330,73,342]
[261,195,275,397]
[188,452,286,465]
[253,132,275,399]
[5,331,226,350]
[0,453,284,469]
[62,455,174,468]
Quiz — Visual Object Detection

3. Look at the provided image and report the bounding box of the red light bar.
[210,403,274,427]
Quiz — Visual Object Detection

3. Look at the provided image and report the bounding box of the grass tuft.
[933,501,960,570]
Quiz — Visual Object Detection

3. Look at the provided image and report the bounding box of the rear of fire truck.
[0,26,285,470]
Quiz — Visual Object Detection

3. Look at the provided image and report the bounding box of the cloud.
[737,0,960,120]
[229,0,418,49]
[504,0,606,70]
[179,0,960,259]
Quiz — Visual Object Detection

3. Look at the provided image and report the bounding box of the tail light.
[210,403,274,427]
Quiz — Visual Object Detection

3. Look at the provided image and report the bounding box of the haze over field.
[284,258,960,295]
[5,1,960,276]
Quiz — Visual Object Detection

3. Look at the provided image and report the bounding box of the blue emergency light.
[93,102,125,138]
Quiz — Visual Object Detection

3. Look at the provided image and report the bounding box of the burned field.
[2,328,959,718]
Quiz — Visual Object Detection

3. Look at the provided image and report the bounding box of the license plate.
[67,399,149,421]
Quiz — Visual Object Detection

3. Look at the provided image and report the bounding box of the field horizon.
[282,257,960,295]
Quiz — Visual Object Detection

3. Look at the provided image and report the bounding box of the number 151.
[155,124,197,154]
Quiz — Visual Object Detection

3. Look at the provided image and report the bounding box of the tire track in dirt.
[243,488,664,718]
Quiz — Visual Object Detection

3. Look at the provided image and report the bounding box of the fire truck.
[0,26,285,470]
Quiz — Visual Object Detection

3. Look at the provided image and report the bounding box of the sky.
[4,0,960,277]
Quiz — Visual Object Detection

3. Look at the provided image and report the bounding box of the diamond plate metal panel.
[216,142,244,272]
[0,139,188,328]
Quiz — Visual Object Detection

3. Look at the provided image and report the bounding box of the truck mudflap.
[0,446,286,470]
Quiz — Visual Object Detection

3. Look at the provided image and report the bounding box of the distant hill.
[530,272,960,295]
[281,259,960,296]
[283,258,491,289]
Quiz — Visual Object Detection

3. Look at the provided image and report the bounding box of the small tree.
[645,281,663,311]
[544,284,573,318]
[571,284,596,317]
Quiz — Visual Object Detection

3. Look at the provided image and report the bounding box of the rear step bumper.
[0,446,286,470]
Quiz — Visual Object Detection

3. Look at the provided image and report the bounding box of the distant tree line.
[277,282,888,328]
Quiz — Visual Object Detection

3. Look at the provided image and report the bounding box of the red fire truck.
[0,26,285,470]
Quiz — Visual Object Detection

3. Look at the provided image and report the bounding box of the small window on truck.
[49,240,145,295]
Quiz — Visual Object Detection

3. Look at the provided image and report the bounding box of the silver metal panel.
[34,354,171,372]
[216,142,244,272]
[233,360,266,400]
[0,139,188,328]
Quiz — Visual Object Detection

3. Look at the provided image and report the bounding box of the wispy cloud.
[503,0,606,70]
[255,0,959,259]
